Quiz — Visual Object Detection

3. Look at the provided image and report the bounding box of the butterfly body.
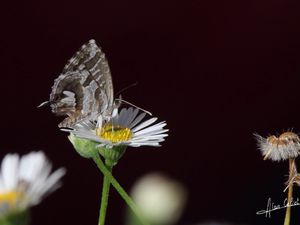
[49,40,114,128]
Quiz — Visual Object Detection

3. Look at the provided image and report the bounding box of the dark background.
[1,0,300,225]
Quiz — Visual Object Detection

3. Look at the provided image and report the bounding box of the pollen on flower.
[96,124,133,143]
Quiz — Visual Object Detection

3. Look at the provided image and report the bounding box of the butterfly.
[43,39,115,128]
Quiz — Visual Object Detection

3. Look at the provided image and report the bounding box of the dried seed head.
[255,131,300,161]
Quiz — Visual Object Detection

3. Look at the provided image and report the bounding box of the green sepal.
[68,134,99,158]
[98,145,127,166]
[0,210,30,225]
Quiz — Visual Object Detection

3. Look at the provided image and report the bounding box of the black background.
[1,0,300,225]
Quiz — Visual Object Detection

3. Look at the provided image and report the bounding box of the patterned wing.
[63,39,114,110]
[50,40,114,127]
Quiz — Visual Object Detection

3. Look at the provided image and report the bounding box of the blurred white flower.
[0,151,66,217]
[130,173,187,225]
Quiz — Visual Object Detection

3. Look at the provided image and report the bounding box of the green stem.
[92,153,150,225]
[98,161,113,225]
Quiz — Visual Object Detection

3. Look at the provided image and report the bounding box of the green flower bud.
[68,133,99,158]
[68,133,126,164]
[98,145,127,166]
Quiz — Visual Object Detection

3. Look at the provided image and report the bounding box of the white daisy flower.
[65,107,168,148]
[255,132,300,161]
[0,151,66,217]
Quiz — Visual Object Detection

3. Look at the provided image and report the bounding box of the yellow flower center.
[0,191,23,210]
[96,124,133,143]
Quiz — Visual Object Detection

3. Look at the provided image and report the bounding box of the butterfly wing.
[50,40,114,127]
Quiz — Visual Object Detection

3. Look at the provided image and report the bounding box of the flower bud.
[68,133,99,158]
[98,145,127,166]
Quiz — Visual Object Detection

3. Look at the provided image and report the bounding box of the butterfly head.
[50,91,76,115]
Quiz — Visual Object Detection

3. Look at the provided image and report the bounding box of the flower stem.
[98,160,113,225]
[284,158,295,225]
[92,153,150,225]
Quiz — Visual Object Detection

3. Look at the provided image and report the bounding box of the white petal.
[132,138,165,143]
[118,108,131,126]
[19,152,49,182]
[29,168,66,206]
[80,121,96,130]
[112,107,118,117]
[96,115,103,129]
[132,118,158,132]
[128,113,146,129]
[132,134,168,142]
[71,130,102,143]
[133,122,167,136]
[134,129,169,139]
[129,142,161,147]
[1,154,19,190]
[0,174,4,192]
[123,108,139,127]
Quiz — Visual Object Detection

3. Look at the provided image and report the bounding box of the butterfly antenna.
[115,82,138,96]
[115,98,152,116]
[37,101,50,108]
